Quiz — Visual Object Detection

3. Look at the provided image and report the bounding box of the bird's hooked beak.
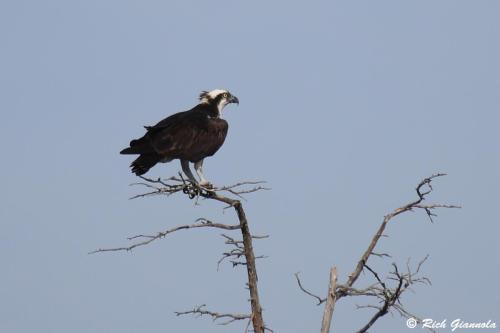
[229,95,239,105]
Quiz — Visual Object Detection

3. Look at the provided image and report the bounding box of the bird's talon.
[203,190,215,198]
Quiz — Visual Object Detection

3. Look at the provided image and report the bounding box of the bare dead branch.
[228,200,265,333]
[340,284,382,298]
[363,264,387,290]
[89,219,239,254]
[217,234,269,270]
[320,267,338,333]
[214,181,271,200]
[353,257,434,333]
[129,176,270,201]
[175,304,250,326]
[294,272,326,305]
[371,252,392,258]
[354,264,402,333]
[340,173,459,298]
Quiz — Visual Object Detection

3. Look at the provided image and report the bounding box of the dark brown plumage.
[120,89,238,184]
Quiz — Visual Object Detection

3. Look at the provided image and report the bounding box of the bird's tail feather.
[120,138,154,155]
[131,154,159,176]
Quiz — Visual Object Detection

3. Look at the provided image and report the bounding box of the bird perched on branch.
[120,89,239,186]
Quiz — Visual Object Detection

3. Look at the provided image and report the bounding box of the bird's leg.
[194,159,211,188]
[180,160,198,184]
[180,159,202,198]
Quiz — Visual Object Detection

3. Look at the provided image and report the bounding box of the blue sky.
[1,1,499,332]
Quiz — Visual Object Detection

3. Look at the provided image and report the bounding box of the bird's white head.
[199,89,239,115]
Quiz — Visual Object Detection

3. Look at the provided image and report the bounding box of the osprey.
[120,89,239,186]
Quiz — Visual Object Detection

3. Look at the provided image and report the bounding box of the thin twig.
[294,272,326,305]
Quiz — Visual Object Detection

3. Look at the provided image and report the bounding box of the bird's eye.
[223,93,228,98]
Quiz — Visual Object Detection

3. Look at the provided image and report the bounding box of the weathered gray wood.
[320,267,338,333]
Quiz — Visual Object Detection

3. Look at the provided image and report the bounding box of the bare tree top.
[295,173,460,333]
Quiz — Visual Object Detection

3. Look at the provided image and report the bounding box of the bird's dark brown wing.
[121,105,228,164]
[120,111,189,155]
[150,112,228,162]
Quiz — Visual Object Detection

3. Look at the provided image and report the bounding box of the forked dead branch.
[91,176,270,333]
[295,173,460,333]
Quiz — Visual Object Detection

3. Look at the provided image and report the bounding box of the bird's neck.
[198,102,222,118]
